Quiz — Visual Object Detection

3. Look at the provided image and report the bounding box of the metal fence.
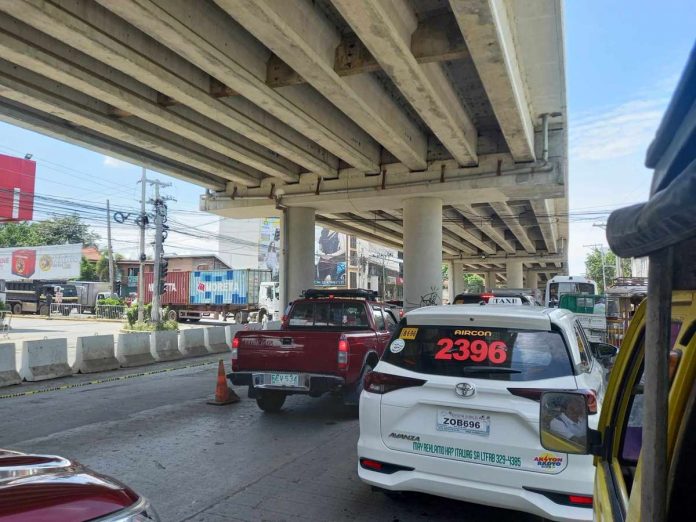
[49,303,126,319]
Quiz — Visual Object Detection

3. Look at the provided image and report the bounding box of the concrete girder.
[442,208,496,255]
[381,209,471,256]
[205,157,565,218]
[452,204,516,253]
[0,0,339,179]
[530,198,559,254]
[97,0,380,173]
[0,99,226,190]
[316,215,403,251]
[443,252,565,263]
[0,61,263,186]
[489,200,536,253]
[449,0,535,162]
[220,0,428,171]
[0,20,300,184]
[353,211,405,238]
[332,0,478,166]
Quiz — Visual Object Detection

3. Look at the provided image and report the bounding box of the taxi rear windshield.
[383,326,574,381]
[288,301,370,329]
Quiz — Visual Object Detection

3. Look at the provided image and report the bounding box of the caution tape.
[0,359,218,400]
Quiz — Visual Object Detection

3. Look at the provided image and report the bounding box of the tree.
[463,274,485,293]
[35,215,100,246]
[80,256,99,281]
[584,247,632,293]
[0,221,42,247]
[96,252,124,282]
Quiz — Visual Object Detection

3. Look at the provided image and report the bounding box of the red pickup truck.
[229,289,398,412]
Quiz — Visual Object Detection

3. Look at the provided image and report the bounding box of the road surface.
[0,362,540,522]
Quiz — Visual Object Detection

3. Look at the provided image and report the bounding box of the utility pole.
[148,179,172,324]
[137,168,147,323]
[106,199,115,294]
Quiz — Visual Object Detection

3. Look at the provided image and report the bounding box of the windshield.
[287,301,370,329]
[383,325,574,381]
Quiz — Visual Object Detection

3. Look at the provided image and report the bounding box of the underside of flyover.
[0,0,568,309]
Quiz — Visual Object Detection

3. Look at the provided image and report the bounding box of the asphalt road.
[0,363,541,522]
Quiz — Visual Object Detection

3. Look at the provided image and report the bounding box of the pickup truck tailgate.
[235,331,346,373]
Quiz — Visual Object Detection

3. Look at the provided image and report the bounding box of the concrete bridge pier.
[403,197,443,312]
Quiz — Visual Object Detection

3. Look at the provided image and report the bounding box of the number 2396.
[435,338,508,364]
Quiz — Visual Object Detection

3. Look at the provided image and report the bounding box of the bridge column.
[526,270,539,291]
[449,261,465,300]
[506,259,524,288]
[485,271,497,290]
[403,197,442,312]
[280,207,315,311]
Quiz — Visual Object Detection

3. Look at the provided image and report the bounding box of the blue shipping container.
[190,270,248,305]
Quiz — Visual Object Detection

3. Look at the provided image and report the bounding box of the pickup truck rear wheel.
[256,391,286,413]
[344,363,373,406]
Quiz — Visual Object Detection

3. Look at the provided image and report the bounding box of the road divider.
[116,333,156,367]
[179,328,208,357]
[0,343,21,387]
[20,338,72,382]
[151,330,182,362]
[73,335,119,374]
[204,327,229,354]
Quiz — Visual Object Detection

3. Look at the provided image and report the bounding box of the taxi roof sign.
[488,297,523,305]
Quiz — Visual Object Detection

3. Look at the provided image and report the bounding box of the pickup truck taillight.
[231,336,239,370]
[364,371,426,394]
[337,334,349,370]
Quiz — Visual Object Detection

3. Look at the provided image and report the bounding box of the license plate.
[437,409,491,436]
[270,373,300,387]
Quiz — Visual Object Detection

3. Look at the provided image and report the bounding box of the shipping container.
[189,269,271,305]
[143,271,190,305]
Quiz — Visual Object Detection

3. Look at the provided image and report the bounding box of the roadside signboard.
[0,243,82,280]
[0,153,36,221]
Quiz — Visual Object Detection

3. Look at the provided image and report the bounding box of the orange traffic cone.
[207,359,240,406]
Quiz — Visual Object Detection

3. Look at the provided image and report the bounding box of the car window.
[288,301,370,329]
[373,307,385,330]
[384,309,397,330]
[383,325,574,381]
[453,294,484,304]
[572,322,592,371]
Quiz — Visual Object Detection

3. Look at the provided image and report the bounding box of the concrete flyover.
[0,0,568,310]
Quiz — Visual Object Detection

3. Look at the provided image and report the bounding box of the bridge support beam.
[403,198,442,312]
[281,207,316,311]
[485,271,497,290]
[526,270,539,291]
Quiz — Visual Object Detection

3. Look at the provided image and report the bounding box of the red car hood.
[0,449,139,522]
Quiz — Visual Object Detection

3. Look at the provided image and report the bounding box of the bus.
[544,275,598,307]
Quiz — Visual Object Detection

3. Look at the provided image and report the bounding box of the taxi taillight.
[338,335,349,369]
[364,371,426,394]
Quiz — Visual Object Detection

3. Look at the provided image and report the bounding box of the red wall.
[0,154,36,221]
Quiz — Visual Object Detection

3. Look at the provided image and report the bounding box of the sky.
[0,0,694,274]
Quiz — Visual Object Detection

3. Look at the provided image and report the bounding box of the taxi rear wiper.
[460,367,521,374]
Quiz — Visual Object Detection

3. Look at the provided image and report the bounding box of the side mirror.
[592,342,618,360]
[540,392,590,455]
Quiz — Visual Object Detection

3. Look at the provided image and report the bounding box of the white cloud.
[570,97,668,162]
[103,155,132,168]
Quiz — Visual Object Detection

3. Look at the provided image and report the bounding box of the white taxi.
[357,304,617,522]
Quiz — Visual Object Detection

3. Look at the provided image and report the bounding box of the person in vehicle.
[550,396,588,443]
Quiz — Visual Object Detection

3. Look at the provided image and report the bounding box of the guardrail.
[49,303,126,319]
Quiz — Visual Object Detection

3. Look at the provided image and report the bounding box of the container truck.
[142,269,279,323]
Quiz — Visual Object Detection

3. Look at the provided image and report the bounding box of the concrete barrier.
[0,343,21,387]
[20,338,72,382]
[204,327,229,354]
[73,335,119,374]
[151,330,182,362]
[179,328,208,357]
[116,333,155,367]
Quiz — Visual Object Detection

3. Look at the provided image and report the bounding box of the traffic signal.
[158,258,169,294]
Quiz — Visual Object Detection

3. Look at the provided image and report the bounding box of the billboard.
[315,227,346,287]
[0,153,36,221]
[256,219,347,287]
[258,218,280,281]
[0,243,82,280]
